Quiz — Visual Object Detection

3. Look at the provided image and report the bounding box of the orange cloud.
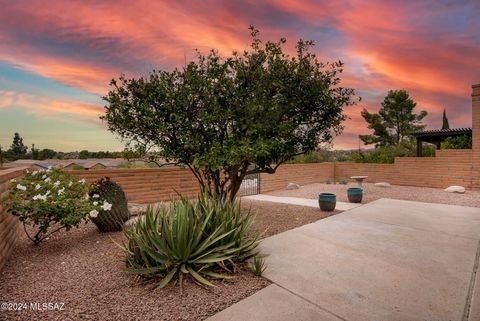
[0,90,103,120]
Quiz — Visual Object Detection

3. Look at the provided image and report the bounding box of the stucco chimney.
[472,84,480,189]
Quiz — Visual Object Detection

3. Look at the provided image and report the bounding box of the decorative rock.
[374,182,391,188]
[286,183,300,190]
[444,185,465,193]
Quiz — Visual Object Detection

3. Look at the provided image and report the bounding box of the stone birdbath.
[351,176,368,187]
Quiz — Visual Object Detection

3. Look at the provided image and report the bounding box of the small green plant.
[250,255,267,276]
[339,179,348,185]
[4,168,108,244]
[89,177,130,232]
[326,179,332,184]
[122,192,260,290]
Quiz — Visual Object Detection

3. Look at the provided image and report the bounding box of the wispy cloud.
[0,90,103,121]
[0,0,478,149]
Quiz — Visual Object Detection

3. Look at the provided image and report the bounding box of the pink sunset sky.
[0,0,479,151]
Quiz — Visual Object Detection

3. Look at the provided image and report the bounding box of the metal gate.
[239,173,260,196]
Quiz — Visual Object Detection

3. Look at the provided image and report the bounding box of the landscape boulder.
[444,185,465,193]
[374,182,391,188]
[286,183,300,190]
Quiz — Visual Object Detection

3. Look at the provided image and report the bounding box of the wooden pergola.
[411,127,472,156]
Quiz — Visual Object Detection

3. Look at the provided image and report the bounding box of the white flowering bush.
[3,167,112,244]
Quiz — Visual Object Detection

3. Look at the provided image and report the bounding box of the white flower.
[35,184,41,190]
[32,170,38,175]
[10,179,16,183]
[89,210,99,218]
[79,179,86,184]
[58,187,65,195]
[26,170,30,173]
[33,194,47,201]
[68,181,73,187]
[45,190,51,196]
[54,181,60,187]
[101,201,112,211]
[16,184,27,191]
[92,194,100,199]
[93,201,98,206]
[42,175,47,179]
[44,177,51,183]
[85,193,90,200]
[46,166,52,171]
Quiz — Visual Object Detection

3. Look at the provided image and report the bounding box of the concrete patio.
[208,198,480,321]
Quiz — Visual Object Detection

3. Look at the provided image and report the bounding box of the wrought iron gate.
[239,173,260,196]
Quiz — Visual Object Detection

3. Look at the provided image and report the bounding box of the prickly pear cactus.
[89,177,130,232]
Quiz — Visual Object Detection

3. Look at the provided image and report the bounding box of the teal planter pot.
[319,193,336,212]
[347,187,363,203]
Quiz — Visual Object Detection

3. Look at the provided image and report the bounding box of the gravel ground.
[0,200,338,321]
[266,182,480,208]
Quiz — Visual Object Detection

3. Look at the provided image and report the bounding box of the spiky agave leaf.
[122,191,261,289]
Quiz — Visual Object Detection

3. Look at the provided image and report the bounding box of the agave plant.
[122,192,260,290]
[250,255,267,276]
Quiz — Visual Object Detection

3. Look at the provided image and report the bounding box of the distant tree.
[10,133,28,160]
[0,145,4,166]
[351,140,435,163]
[442,109,450,130]
[30,144,39,160]
[441,135,472,149]
[360,90,427,147]
[79,150,90,159]
[37,148,57,160]
[102,27,356,201]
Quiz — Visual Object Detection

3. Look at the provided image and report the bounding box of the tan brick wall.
[68,168,201,204]
[260,163,335,192]
[472,84,480,189]
[335,149,473,189]
[0,167,26,271]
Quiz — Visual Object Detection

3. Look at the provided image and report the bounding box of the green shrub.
[89,177,130,232]
[441,135,472,149]
[4,168,109,244]
[122,192,260,289]
[351,140,434,164]
[250,256,267,276]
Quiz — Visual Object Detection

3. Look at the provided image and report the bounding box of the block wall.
[0,168,26,271]
[68,168,200,204]
[472,84,480,189]
[260,163,335,192]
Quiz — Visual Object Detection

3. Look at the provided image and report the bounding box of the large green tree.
[102,27,356,200]
[10,132,28,160]
[360,90,427,147]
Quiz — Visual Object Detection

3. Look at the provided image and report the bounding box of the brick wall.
[66,147,476,203]
[67,168,200,204]
[0,168,26,271]
[472,84,480,189]
[335,149,473,189]
[260,163,334,192]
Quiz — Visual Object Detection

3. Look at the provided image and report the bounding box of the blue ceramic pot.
[347,187,363,203]
[319,193,336,211]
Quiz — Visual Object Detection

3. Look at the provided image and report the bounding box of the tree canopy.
[359,90,427,147]
[10,132,28,160]
[102,27,357,200]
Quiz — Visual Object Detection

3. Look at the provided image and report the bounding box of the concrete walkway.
[208,198,480,321]
[243,194,362,211]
